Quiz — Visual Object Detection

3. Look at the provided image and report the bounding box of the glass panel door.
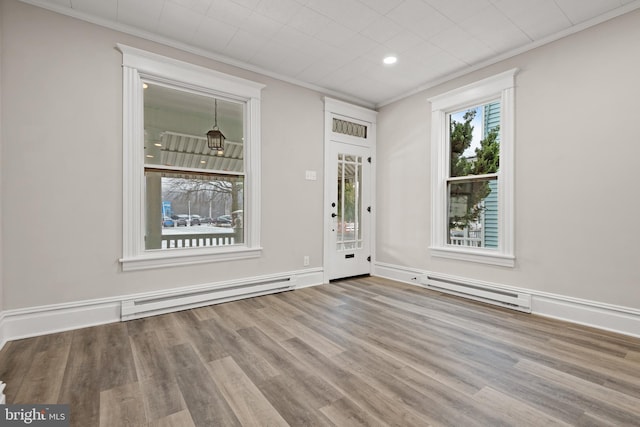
[328,142,371,280]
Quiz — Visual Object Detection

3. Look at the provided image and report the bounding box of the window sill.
[430,246,515,268]
[120,246,262,271]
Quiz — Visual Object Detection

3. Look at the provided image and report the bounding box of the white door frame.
[323,97,377,283]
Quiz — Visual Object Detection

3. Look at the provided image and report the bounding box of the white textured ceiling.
[22,0,640,107]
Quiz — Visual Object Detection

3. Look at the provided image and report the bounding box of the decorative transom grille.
[333,118,367,138]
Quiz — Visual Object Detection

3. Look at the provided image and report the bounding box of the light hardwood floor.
[1,276,639,426]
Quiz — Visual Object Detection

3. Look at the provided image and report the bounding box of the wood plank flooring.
[1,276,639,426]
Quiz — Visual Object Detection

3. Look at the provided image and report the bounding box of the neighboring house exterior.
[483,102,500,249]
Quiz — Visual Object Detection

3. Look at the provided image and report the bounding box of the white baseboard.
[373,262,640,339]
[292,268,325,289]
[373,262,425,285]
[531,294,640,338]
[0,299,121,349]
[4,263,634,348]
[0,268,324,350]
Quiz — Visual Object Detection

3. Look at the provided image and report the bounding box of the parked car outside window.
[173,215,188,227]
[215,215,232,227]
[171,214,202,226]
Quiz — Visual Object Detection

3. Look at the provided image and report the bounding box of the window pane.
[449,102,500,178]
[145,171,244,250]
[333,118,367,138]
[337,154,363,251]
[448,179,498,249]
[144,83,244,172]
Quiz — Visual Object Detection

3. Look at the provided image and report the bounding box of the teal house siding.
[484,102,501,133]
[484,180,499,248]
[483,102,500,249]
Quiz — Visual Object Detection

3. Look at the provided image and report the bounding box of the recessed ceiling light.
[383,56,397,65]
[143,83,149,89]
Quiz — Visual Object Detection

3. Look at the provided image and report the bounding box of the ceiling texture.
[21,0,640,107]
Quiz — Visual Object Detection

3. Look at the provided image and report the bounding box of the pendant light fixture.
[206,98,225,155]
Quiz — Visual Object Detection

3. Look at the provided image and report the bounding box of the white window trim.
[428,68,518,267]
[117,44,264,271]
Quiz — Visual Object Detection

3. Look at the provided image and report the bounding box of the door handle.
[331,213,337,218]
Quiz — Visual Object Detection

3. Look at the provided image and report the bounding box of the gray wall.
[376,8,640,309]
[2,0,640,315]
[0,0,324,309]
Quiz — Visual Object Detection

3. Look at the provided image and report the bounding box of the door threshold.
[329,274,371,283]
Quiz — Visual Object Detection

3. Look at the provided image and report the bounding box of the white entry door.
[324,98,376,282]
[327,141,372,280]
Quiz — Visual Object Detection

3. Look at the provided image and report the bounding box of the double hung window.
[429,69,517,267]
[119,45,264,271]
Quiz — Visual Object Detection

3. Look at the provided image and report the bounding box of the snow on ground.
[162,225,234,235]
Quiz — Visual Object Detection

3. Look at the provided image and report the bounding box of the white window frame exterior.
[429,69,517,267]
[118,44,264,271]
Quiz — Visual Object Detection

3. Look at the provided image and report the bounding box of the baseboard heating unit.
[420,273,531,313]
[121,277,295,321]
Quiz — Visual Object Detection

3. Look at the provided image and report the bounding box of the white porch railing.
[450,229,483,247]
[161,231,240,249]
